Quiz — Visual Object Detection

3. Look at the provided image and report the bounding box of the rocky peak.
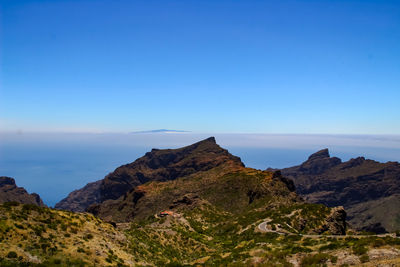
[339,157,366,170]
[299,149,341,175]
[0,176,16,186]
[196,136,216,144]
[100,137,244,202]
[307,149,330,161]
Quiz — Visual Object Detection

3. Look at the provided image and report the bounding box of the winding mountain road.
[257,220,398,239]
[257,220,285,235]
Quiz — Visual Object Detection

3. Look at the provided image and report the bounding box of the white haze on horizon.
[1,131,400,149]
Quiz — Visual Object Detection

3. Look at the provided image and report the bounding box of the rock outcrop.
[314,206,347,235]
[275,149,400,232]
[0,176,45,206]
[56,137,244,212]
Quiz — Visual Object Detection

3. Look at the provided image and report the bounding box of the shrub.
[22,204,42,213]
[85,233,94,240]
[301,253,331,266]
[15,224,24,230]
[353,245,368,255]
[3,202,20,208]
[319,242,341,251]
[6,251,17,258]
[41,243,50,251]
[371,238,386,248]
[60,224,67,231]
[360,254,369,263]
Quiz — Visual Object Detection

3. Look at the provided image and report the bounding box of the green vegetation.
[0,202,133,266]
[124,200,400,266]
[2,168,400,266]
[300,253,337,266]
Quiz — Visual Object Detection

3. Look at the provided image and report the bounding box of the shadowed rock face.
[0,177,45,206]
[56,137,244,212]
[55,180,102,212]
[298,149,342,175]
[275,149,400,232]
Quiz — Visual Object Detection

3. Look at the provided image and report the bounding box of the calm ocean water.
[1,133,399,207]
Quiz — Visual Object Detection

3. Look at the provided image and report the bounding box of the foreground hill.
[56,137,243,212]
[0,202,133,266]
[0,177,45,207]
[2,190,400,265]
[274,149,400,233]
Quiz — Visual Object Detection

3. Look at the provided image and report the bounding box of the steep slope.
[0,202,134,266]
[55,180,102,212]
[88,167,300,223]
[3,199,400,266]
[56,137,244,212]
[275,149,400,232]
[0,177,45,207]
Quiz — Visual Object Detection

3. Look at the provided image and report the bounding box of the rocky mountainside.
[3,140,400,266]
[87,166,301,224]
[55,137,244,212]
[3,200,400,266]
[0,177,45,207]
[274,149,400,233]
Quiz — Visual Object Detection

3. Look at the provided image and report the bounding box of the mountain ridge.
[274,149,400,232]
[55,137,244,211]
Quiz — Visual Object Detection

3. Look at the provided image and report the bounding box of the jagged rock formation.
[275,149,400,233]
[0,176,45,206]
[56,137,244,212]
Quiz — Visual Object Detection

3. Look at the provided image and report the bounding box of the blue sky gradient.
[1,0,399,133]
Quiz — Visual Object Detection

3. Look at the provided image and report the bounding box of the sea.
[1,132,399,207]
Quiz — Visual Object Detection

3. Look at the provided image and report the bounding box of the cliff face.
[55,180,102,212]
[55,137,244,212]
[277,149,400,233]
[0,177,45,206]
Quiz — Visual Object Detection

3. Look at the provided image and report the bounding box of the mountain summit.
[56,137,244,211]
[307,148,330,160]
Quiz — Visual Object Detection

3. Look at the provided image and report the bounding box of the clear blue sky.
[1,0,399,134]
